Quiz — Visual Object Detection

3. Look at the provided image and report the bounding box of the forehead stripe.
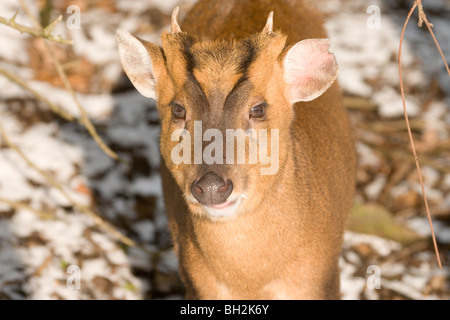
[238,38,258,75]
[181,37,196,73]
[177,36,259,112]
[224,75,249,109]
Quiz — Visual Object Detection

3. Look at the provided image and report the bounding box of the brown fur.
[128,0,355,299]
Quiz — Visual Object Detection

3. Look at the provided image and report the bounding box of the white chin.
[203,196,243,221]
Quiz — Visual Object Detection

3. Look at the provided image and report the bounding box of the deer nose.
[191,172,233,206]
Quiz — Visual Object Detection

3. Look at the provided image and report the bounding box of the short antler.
[171,6,182,33]
[263,11,274,34]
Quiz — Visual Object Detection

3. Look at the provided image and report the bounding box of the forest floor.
[0,0,448,299]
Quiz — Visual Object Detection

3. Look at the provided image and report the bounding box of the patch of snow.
[390,183,410,200]
[407,217,450,243]
[0,0,31,65]
[356,142,381,167]
[90,231,118,252]
[340,259,366,300]
[421,166,440,188]
[18,245,51,272]
[29,81,115,120]
[157,250,179,274]
[343,250,362,265]
[410,182,443,203]
[39,215,92,262]
[112,91,156,125]
[383,280,437,300]
[131,174,163,197]
[128,247,152,270]
[337,67,373,97]
[93,169,124,199]
[107,249,129,266]
[70,24,121,65]
[380,262,406,277]
[0,152,35,203]
[80,258,111,282]
[434,222,450,244]
[0,0,448,301]
[116,0,197,14]
[423,101,448,137]
[344,231,401,256]
[364,174,387,200]
[373,86,419,118]
[10,209,38,238]
[106,122,160,148]
[443,174,450,190]
[407,217,433,238]
[132,220,156,243]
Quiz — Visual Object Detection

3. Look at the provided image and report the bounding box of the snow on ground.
[0,0,448,300]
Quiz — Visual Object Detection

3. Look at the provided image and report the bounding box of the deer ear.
[116,29,162,99]
[283,39,338,103]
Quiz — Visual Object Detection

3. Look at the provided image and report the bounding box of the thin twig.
[418,3,450,82]
[17,0,39,26]
[0,66,75,122]
[0,121,136,248]
[370,119,426,133]
[0,197,54,220]
[46,45,124,162]
[17,0,123,163]
[0,12,73,45]
[398,0,442,269]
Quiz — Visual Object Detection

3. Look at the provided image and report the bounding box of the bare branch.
[12,0,123,162]
[0,66,75,122]
[0,197,54,220]
[0,121,136,248]
[0,13,73,45]
[419,5,450,82]
[398,0,442,270]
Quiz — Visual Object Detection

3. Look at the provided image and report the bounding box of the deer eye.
[250,103,267,120]
[171,102,186,120]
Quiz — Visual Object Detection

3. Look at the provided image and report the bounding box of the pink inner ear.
[284,39,338,103]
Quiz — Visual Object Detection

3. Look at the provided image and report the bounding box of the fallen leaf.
[347,203,423,244]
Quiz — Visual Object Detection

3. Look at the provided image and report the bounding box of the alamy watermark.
[171,121,279,176]
[66,5,81,30]
[367,5,381,30]
[66,264,81,290]
[366,265,381,290]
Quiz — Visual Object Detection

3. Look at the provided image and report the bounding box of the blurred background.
[0,0,448,299]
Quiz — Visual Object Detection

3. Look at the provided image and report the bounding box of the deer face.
[117,9,338,221]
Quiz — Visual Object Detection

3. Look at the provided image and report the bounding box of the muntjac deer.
[117,0,356,299]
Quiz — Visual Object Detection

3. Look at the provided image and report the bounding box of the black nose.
[191,172,233,206]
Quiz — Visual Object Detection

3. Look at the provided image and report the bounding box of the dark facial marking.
[223,76,253,114]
